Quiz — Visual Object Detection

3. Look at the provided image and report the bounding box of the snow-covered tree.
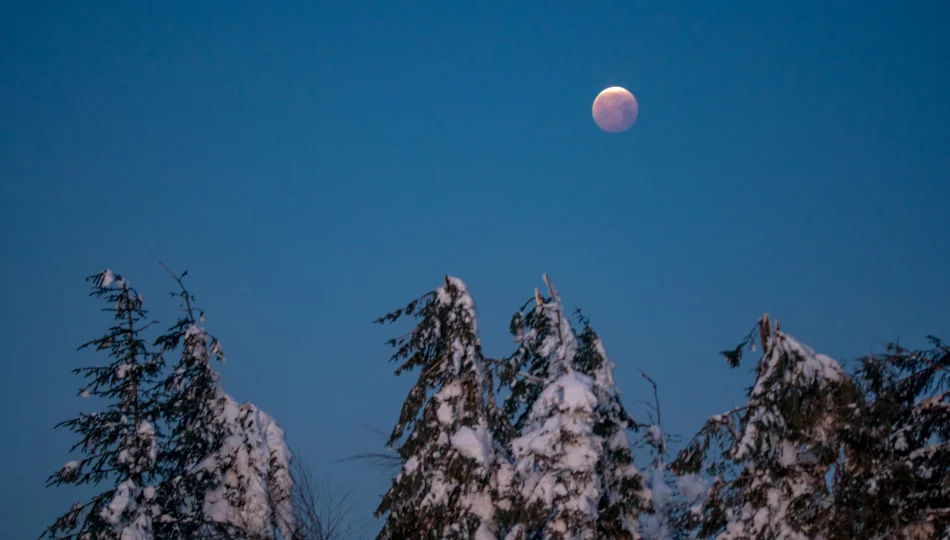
[196,396,297,539]
[673,316,851,539]
[824,337,950,539]
[502,276,646,539]
[637,423,674,540]
[375,276,500,540]
[632,374,708,540]
[152,266,297,540]
[573,314,651,539]
[43,270,164,540]
[147,267,232,538]
[500,276,594,538]
[44,267,298,540]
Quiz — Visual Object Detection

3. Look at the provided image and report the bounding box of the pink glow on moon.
[592,86,638,133]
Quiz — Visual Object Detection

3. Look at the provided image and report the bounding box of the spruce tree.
[636,422,672,540]
[501,276,609,539]
[826,337,950,539]
[375,276,499,539]
[44,267,299,540]
[630,372,708,540]
[573,313,650,539]
[200,397,297,540]
[152,266,298,540]
[673,316,851,539]
[43,270,164,539]
[147,267,229,538]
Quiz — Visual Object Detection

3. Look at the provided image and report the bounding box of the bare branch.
[640,370,661,427]
[291,457,365,540]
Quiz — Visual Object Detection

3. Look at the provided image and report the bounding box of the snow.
[378,276,502,539]
[535,299,577,375]
[435,381,463,425]
[184,323,205,342]
[511,372,599,467]
[495,460,513,498]
[200,393,297,539]
[652,473,673,509]
[607,429,629,450]
[101,480,135,525]
[256,406,297,540]
[749,331,844,401]
[640,421,677,540]
[779,440,797,467]
[102,269,115,288]
[451,424,492,465]
[736,330,846,463]
[442,278,487,383]
[647,424,662,445]
[558,372,599,413]
[716,328,845,540]
[676,473,708,506]
[210,340,224,361]
[136,421,157,471]
[640,465,674,540]
[436,400,453,424]
[504,287,649,537]
[510,370,601,530]
[420,470,450,508]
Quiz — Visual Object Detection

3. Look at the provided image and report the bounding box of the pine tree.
[501,276,610,539]
[673,316,851,539]
[152,266,298,540]
[826,337,950,539]
[375,276,499,540]
[43,270,164,540]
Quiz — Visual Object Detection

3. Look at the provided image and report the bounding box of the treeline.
[43,270,949,539]
[43,267,297,540]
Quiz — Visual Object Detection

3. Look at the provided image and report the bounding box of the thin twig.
[640,370,661,427]
[484,358,546,384]
[158,261,196,322]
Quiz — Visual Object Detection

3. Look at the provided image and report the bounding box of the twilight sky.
[2,0,949,536]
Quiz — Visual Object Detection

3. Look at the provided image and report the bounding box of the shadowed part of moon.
[592,87,638,133]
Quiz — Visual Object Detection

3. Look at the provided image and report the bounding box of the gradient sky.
[2,0,949,536]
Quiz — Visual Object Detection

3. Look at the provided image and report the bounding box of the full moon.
[592,86,638,133]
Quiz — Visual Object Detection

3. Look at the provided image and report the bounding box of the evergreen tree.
[199,397,297,539]
[825,337,950,539]
[503,276,642,539]
[375,276,499,540]
[152,266,298,540]
[573,314,650,539]
[673,316,851,539]
[43,270,164,539]
[44,267,298,540]
[631,372,708,540]
[637,423,673,540]
[148,267,231,538]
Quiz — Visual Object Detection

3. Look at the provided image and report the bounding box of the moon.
[592,86,638,133]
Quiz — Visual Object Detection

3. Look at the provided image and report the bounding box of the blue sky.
[2,0,948,536]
